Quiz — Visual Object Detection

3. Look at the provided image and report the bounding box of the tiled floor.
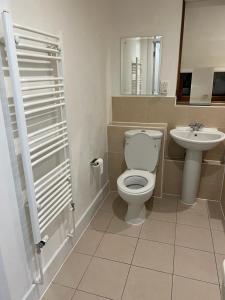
[42,192,225,300]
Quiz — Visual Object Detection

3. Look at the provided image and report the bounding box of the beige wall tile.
[163,160,183,195]
[198,163,224,201]
[107,126,126,153]
[220,173,225,215]
[109,176,117,191]
[112,96,225,161]
[163,160,224,201]
[208,201,225,231]
[108,152,126,178]
[112,97,149,122]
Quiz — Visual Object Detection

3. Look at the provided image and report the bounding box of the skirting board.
[23,180,109,300]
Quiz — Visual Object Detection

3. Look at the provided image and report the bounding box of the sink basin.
[170,127,225,151]
[170,127,225,205]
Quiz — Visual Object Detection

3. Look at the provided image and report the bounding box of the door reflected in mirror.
[177,0,225,105]
[121,36,162,96]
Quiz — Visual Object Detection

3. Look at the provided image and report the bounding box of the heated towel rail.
[1,11,75,284]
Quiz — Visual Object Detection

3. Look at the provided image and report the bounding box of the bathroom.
[0,0,225,299]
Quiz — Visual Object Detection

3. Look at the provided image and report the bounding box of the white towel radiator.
[1,11,75,284]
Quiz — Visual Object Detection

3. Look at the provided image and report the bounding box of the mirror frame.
[176,0,225,105]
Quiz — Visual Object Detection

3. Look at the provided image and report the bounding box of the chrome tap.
[189,122,204,131]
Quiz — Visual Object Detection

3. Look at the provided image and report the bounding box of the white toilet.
[117,129,162,225]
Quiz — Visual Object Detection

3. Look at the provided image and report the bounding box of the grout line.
[75,197,115,293]
[120,219,143,299]
[172,274,220,286]
[76,288,113,300]
[52,193,223,299]
[49,282,76,300]
[219,165,225,202]
[171,196,179,300]
[207,200,222,293]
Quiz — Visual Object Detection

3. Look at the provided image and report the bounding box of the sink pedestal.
[181,150,202,205]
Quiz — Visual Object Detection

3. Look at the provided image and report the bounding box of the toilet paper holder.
[90,158,100,167]
[90,158,104,175]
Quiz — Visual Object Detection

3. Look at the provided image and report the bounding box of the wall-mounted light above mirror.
[177,0,225,105]
[121,36,162,96]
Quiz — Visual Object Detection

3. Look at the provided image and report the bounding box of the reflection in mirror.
[177,0,225,105]
[121,36,162,95]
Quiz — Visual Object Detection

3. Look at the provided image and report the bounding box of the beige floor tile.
[215,253,225,285]
[177,209,210,228]
[75,229,104,255]
[140,219,176,244]
[177,199,208,216]
[107,215,142,238]
[212,230,225,254]
[208,201,225,231]
[54,252,91,288]
[42,283,75,300]
[95,233,137,264]
[174,246,218,284]
[78,257,129,300]
[175,224,213,252]
[172,275,221,300]
[122,266,172,300]
[100,192,121,214]
[90,210,113,232]
[133,239,174,273]
[147,197,177,223]
[73,290,107,300]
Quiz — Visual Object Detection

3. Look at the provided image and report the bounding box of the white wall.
[181,1,225,70]
[0,0,185,299]
[0,103,32,300]
[110,0,183,96]
[0,0,112,299]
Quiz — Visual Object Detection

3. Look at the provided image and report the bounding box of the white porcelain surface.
[170,127,225,205]
[117,130,162,225]
[170,127,225,151]
[117,170,155,225]
[125,129,162,172]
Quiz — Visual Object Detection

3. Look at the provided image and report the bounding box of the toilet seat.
[117,169,155,195]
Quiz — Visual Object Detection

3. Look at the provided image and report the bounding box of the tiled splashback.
[109,96,225,204]
[112,97,225,162]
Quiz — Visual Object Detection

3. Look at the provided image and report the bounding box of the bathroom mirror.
[121,36,162,95]
[177,0,225,105]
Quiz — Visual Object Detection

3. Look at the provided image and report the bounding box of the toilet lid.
[125,132,160,172]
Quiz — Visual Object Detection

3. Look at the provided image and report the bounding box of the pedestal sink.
[170,127,225,205]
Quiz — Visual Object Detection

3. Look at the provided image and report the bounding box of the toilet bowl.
[117,170,155,225]
[117,129,162,225]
